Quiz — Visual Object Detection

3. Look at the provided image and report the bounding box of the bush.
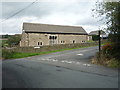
[102,43,120,60]
[107,58,120,68]
[92,52,120,68]
[2,49,17,59]
[102,43,113,58]
[92,43,120,68]
[7,35,21,47]
[92,35,99,41]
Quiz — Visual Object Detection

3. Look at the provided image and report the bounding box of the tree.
[2,34,11,38]
[7,35,21,47]
[92,35,99,41]
[92,1,120,59]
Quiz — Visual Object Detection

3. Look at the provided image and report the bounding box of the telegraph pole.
[99,30,101,52]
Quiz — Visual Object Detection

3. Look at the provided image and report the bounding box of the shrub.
[92,52,120,68]
[92,42,119,68]
[102,43,113,57]
[92,35,99,41]
[2,49,17,59]
[7,35,21,47]
[107,58,120,68]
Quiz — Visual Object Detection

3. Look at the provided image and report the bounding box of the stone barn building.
[89,30,107,40]
[20,22,88,47]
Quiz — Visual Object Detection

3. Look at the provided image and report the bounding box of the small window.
[49,36,57,39]
[40,42,42,45]
[73,40,75,43]
[38,42,40,45]
[38,42,42,45]
[52,36,54,39]
[61,41,63,43]
[49,36,52,39]
[55,36,57,39]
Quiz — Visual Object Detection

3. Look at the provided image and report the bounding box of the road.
[2,46,118,88]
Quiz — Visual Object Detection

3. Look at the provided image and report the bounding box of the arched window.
[49,36,52,39]
[38,42,40,45]
[38,42,43,45]
[40,42,42,45]
[73,40,75,43]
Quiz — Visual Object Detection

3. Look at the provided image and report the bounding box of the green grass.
[86,40,95,43]
[0,39,8,47]
[107,59,120,68]
[0,39,8,42]
[91,51,120,68]
[2,45,98,60]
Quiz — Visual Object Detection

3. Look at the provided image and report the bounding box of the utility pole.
[99,30,101,52]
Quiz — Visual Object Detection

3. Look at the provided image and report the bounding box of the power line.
[1,0,38,23]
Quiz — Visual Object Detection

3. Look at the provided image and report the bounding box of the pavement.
[2,46,119,88]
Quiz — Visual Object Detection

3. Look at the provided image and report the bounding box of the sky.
[0,0,106,35]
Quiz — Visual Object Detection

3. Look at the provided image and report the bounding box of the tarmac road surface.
[2,46,118,88]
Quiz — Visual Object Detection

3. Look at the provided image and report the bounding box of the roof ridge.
[23,22,82,28]
[23,22,88,35]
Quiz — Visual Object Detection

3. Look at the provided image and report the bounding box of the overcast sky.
[1,0,106,35]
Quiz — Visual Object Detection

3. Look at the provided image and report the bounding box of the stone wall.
[20,32,88,47]
[11,42,98,53]
[58,34,87,44]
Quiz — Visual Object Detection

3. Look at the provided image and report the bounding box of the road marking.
[61,60,74,64]
[66,61,72,64]
[87,64,91,66]
[77,54,83,56]
[40,58,91,66]
[83,64,91,67]
[40,58,58,62]
[52,59,58,62]
[76,62,80,64]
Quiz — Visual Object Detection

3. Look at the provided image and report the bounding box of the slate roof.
[23,22,88,35]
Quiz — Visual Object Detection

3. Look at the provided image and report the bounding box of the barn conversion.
[89,30,108,40]
[20,22,88,47]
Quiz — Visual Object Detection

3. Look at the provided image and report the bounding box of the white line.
[77,54,83,56]
[83,64,91,67]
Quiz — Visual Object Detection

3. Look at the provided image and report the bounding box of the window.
[49,36,57,45]
[49,36,52,39]
[55,36,57,39]
[38,42,40,45]
[61,41,65,43]
[40,42,42,45]
[73,40,75,43]
[49,36,57,40]
[38,42,43,46]
[51,36,54,39]
[82,41,85,43]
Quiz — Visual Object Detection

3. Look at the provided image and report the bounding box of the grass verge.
[2,45,97,60]
[91,52,120,68]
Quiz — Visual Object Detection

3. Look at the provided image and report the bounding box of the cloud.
[2,2,52,19]
[1,0,106,35]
